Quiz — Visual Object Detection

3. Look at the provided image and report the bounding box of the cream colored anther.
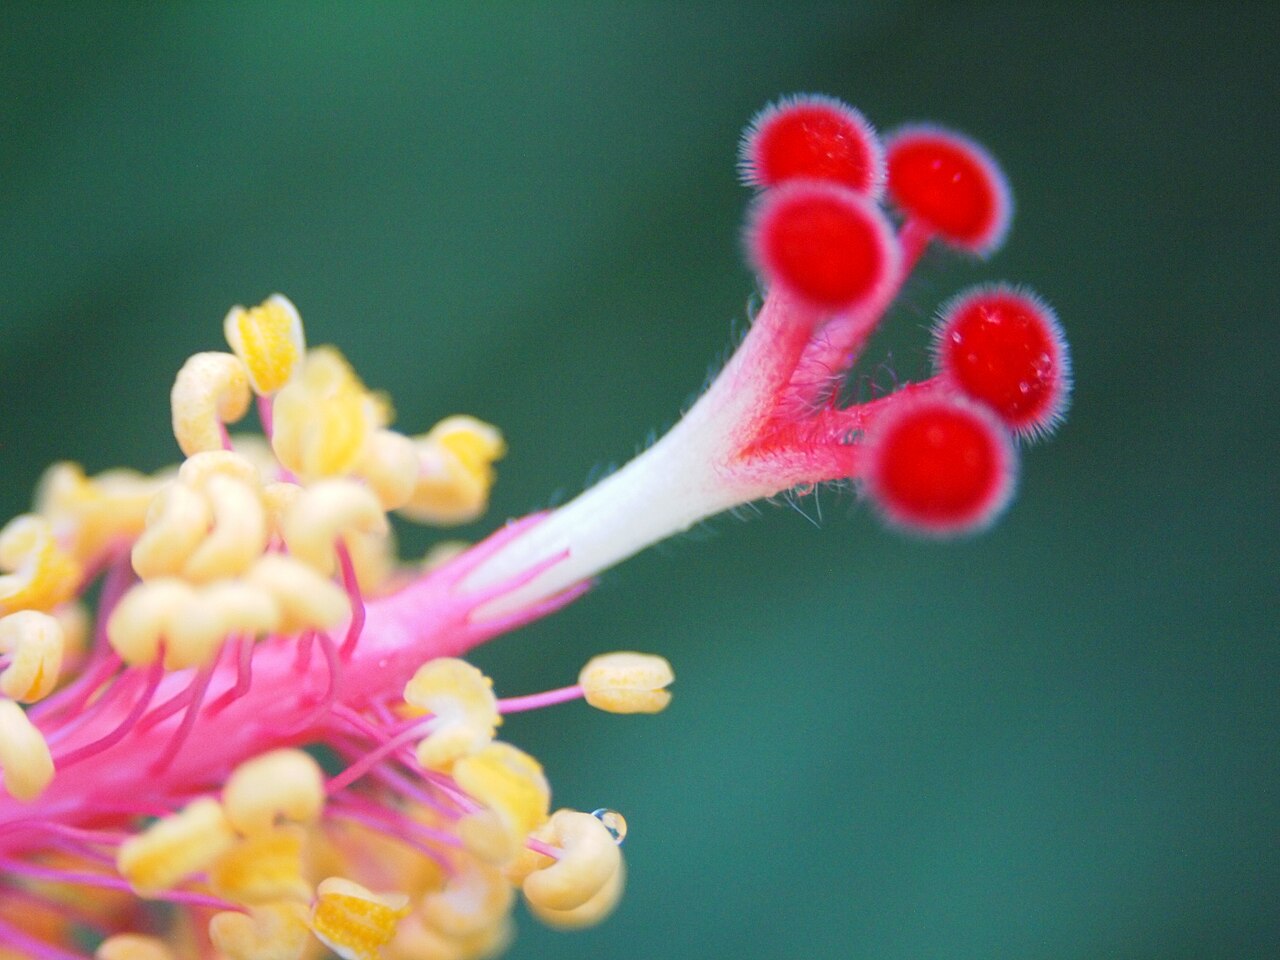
[0,610,64,702]
[522,810,621,912]
[527,858,625,930]
[421,861,513,939]
[403,658,501,771]
[210,902,311,960]
[171,352,252,456]
[223,749,325,836]
[180,474,268,583]
[0,699,54,802]
[282,479,388,575]
[223,293,306,395]
[117,797,236,896]
[579,652,674,714]
[356,429,420,510]
[107,578,199,668]
[95,934,178,960]
[130,483,212,580]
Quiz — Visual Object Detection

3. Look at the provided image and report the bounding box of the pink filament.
[54,658,164,769]
[337,542,366,657]
[497,683,585,714]
[150,663,216,774]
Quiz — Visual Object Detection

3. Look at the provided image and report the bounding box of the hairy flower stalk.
[0,96,1069,960]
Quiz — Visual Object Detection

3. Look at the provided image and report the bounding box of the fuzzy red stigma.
[934,285,1070,439]
[885,126,1011,255]
[749,182,897,312]
[865,397,1015,535]
[740,94,884,195]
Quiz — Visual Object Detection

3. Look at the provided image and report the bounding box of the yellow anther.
[522,809,621,912]
[171,351,252,456]
[0,610,64,702]
[311,876,411,960]
[209,825,312,905]
[282,479,388,575]
[356,429,420,511]
[421,861,513,940]
[272,347,380,480]
[130,483,212,581]
[403,658,500,771]
[209,902,311,960]
[223,294,306,395]
[95,933,178,960]
[180,475,268,583]
[0,514,82,616]
[578,651,674,714]
[452,743,550,864]
[116,797,236,896]
[527,858,626,930]
[245,554,350,633]
[398,416,505,526]
[35,463,165,563]
[0,699,54,802]
[223,748,325,836]
[106,578,197,667]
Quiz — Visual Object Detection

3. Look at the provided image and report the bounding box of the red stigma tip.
[886,125,1011,255]
[866,397,1016,535]
[933,285,1071,439]
[740,94,884,196]
[749,182,898,312]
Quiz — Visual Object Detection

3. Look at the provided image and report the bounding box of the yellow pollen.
[223,294,306,395]
[311,877,411,960]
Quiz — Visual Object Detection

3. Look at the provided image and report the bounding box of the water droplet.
[1018,381,1030,394]
[591,808,627,844]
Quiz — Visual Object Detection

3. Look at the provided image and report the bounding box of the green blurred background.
[2,3,1276,958]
